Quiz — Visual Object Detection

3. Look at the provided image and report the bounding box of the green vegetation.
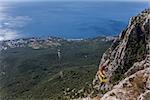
[111,73,125,84]
[0,37,112,100]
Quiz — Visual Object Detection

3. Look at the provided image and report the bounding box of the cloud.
[0,29,19,41]
[2,16,31,28]
[0,4,31,41]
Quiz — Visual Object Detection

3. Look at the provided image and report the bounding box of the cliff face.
[92,8,150,100]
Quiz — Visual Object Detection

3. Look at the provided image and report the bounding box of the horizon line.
[0,0,149,2]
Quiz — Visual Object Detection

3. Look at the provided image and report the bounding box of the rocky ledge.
[90,8,150,100]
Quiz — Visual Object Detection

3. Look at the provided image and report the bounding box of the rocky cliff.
[91,8,150,100]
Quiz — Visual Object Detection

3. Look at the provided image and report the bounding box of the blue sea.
[0,1,149,40]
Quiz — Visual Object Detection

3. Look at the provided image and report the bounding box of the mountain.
[0,7,149,100]
[87,8,150,100]
[0,36,113,99]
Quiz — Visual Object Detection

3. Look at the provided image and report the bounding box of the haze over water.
[0,1,149,40]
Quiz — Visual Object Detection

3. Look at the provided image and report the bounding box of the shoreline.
[0,35,118,42]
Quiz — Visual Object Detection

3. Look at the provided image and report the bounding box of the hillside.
[0,36,113,99]
[84,8,150,100]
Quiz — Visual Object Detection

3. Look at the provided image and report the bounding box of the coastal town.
[0,36,116,50]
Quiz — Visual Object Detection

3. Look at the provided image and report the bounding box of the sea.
[0,1,149,40]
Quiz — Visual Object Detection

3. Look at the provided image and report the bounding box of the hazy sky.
[0,0,149,2]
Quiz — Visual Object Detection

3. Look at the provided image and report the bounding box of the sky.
[0,0,149,2]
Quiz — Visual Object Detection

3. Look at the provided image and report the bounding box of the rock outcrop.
[91,8,150,100]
